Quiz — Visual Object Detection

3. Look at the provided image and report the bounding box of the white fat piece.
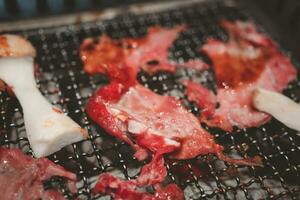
[253,88,300,132]
[128,120,147,134]
[0,56,87,158]
[127,119,180,147]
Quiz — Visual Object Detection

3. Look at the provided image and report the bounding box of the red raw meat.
[81,25,262,199]
[93,173,183,200]
[93,149,184,200]
[198,20,297,131]
[87,77,261,199]
[87,77,261,162]
[0,147,77,200]
[182,80,217,119]
[80,26,207,76]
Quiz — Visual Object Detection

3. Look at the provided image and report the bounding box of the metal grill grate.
[0,1,300,199]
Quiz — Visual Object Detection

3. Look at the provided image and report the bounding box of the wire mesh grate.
[0,1,299,199]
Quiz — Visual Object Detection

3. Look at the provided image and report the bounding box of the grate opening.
[1,1,299,199]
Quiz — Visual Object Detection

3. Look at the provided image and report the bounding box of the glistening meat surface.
[197,20,297,131]
[0,147,77,200]
[80,26,207,76]
[87,80,185,199]
[88,82,228,160]
[87,79,261,199]
[87,79,262,164]
[81,25,262,199]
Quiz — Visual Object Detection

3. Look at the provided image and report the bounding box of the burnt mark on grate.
[0,1,300,199]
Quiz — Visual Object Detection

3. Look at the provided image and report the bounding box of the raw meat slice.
[80,26,207,76]
[87,80,262,163]
[93,173,184,200]
[198,20,297,131]
[182,80,217,119]
[0,147,77,200]
[89,83,206,159]
[93,147,184,200]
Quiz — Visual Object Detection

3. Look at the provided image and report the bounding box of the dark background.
[0,0,299,58]
[0,0,154,22]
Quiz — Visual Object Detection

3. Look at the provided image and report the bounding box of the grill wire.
[0,1,300,199]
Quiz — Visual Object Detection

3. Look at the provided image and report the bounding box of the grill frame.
[0,0,300,199]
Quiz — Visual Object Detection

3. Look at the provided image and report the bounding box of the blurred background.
[0,0,155,22]
[1,0,299,57]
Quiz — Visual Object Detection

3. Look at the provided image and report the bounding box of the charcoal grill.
[0,0,300,199]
